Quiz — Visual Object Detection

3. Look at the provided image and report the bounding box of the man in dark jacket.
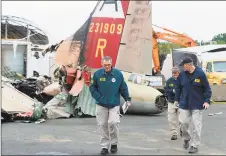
[164,66,180,140]
[89,56,131,155]
[175,57,212,154]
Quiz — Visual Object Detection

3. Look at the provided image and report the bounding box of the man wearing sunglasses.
[89,56,131,155]
[164,66,180,141]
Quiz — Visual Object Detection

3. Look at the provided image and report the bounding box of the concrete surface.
[2,104,226,155]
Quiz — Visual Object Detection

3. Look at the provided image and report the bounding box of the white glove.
[174,101,179,108]
[173,89,175,93]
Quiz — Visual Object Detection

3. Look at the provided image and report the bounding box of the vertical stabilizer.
[83,0,130,68]
[115,1,152,75]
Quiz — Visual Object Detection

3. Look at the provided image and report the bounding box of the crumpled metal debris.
[13,102,46,122]
[43,91,70,119]
[12,76,54,104]
[2,80,35,121]
[36,76,52,93]
[2,66,24,81]
[2,64,96,123]
[42,82,61,96]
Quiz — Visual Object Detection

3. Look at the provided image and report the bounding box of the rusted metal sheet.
[76,84,96,116]
[69,70,84,96]
[55,39,81,66]
[2,81,34,114]
[210,85,226,102]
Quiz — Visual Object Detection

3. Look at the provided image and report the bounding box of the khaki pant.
[179,109,203,148]
[168,102,180,136]
[96,105,120,149]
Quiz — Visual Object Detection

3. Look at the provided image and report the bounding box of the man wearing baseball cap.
[164,66,180,140]
[175,56,212,154]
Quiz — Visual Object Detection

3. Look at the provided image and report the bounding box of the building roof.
[1,15,49,45]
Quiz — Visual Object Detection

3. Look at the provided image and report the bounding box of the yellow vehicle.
[204,58,226,85]
[170,45,226,101]
[169,45,226,86]
[203,57,226,101]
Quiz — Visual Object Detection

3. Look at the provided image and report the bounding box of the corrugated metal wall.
[76,83,96,116]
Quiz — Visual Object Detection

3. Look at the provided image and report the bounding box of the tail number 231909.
[89,22,123,35]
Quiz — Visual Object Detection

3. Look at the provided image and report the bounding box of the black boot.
[183,139,190,149]
[171,135,177,140]
[189,146,198,154]
[100,148,108,155]
[110,145,118,153]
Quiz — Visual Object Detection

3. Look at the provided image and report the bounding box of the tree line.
[158,33,226,55]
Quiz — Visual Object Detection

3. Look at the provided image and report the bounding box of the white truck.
[161,44,226,101]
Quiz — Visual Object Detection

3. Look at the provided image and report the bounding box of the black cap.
[179,57,193,66]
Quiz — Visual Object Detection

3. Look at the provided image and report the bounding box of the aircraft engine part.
[120,81,167,115]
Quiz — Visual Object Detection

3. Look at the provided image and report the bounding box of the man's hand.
[203,102,210,110]
[174,101,179,108]
[126,101,131,106]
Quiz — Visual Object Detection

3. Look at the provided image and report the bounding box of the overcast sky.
[2,1,226,45]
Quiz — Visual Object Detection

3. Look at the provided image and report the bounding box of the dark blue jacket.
[175,66,212,110]
[89,68,131,108]
[164,77,177,103]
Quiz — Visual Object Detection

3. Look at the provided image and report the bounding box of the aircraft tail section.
[115,1,153,75]
[55,0,153,75]
[83,0,130,68]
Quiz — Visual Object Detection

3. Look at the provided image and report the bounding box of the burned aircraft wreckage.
[2,1,167,122]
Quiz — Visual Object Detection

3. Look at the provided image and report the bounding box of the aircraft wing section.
[115,1,153,75]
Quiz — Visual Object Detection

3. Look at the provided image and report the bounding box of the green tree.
[157,42,184,55]
[212,33,226,44]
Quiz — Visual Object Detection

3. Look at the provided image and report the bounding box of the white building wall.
[26,51,57,78]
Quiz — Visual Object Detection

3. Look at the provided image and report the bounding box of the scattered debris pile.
[2,66,24,81]
[1,65,96,123]
[1,79,43,122]
[12,75,54,104]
